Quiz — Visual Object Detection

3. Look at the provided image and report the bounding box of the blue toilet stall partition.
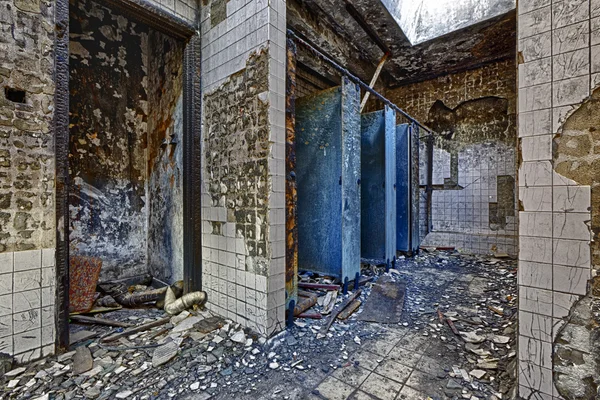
[295,77,361,283]
[396,123,410,252]
[360,106,397,265]
[410,123,421,253]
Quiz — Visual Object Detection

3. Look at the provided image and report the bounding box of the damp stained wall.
[386,59,518,256]
[69,0,183,282]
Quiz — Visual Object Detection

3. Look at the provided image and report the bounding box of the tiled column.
[517,0,593,398]
[200,0,286,336]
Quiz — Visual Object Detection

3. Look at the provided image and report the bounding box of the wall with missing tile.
[200,0,286,336]
[386,60,518,256]
[0,0,57,362]
[517,0,598,398]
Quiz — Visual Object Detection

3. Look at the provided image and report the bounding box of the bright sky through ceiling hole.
[380,0,516,45]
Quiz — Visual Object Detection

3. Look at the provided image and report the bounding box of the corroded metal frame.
[54,0,201,351]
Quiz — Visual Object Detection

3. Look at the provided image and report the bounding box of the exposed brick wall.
[386,59,516,122]
[386,60,518,256]
[0,0,56,254]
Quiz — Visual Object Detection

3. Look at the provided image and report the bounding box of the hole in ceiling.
[380,0,516,45]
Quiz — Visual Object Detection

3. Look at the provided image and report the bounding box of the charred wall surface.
[146,30,184,283]
[387,59,517,256]
[69,0,150,281]
[69,0,184,282]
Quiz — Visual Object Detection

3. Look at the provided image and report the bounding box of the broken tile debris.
[0,250,516,400]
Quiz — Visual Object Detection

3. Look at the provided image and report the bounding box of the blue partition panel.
[396,124,410,252]
[361,106,396,263]
[295,78,361,281]
[410,123,421,253]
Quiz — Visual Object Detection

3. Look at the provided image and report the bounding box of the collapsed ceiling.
[287,0,516,87]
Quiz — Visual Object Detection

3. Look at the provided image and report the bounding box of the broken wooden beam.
[318,289,362,338]
[69,315,133,328]
[337,299,361,320]
[297,312,322,319]
[293,292,318,316]
[102,317,171,343]
[298,282,340,291]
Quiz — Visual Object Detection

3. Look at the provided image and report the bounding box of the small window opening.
[5,87,26,104]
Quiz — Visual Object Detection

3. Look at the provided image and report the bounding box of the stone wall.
[386,59,518,256]
[200,0,286,336]
[517,0,598,398]
[0,0,57,363]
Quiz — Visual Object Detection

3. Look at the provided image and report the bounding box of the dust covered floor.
[0,250,517,400]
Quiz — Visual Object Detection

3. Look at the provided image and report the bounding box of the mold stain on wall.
[69,0,184,282]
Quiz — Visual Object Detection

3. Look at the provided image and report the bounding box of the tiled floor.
[312,328,440,400]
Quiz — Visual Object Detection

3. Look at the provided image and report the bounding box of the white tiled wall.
[147,0,198,23]
[0,249,56,364]
[200,0,286,336]
[517,0,594,398]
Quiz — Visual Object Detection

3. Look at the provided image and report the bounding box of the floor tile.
[396,385,429,400]
[348,390,377,400]
[332,365,371,388]
[373,359,412,384]
[351,350,384,371]
[404,371,445,398]
[315,376,355,400]
[387,346,423,367]
[359,372,403,400]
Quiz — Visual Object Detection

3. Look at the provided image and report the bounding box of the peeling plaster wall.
[0,0,57,363]
[200,0,287,336]
[69,0,184,283]
[517,1,599,398]
[386,60,518,256]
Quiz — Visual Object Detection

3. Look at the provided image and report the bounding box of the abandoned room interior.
[0,0,599,399]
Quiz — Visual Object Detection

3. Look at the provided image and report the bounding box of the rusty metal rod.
[287,29,433,136]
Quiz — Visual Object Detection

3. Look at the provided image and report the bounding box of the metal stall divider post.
[360,106,397,270]
[295,77,361,294]
[410,123,421,253]
[396,123,411,253]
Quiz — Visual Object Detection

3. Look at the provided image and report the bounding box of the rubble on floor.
[0,250,518,400]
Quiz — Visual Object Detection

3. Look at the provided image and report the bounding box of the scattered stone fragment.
[230,330,246,344]
[190,382,200,390]
[469,369,486,379]
[115,390,133,399]
[7,379,19,388]
[57,351,76,363]
[171,316,202,333]
[152,341,179,367]
[490,335,510,344]
[461,331,486,343]
[72,347,93,375]
[5,366,26,377]
[269,362,279,369]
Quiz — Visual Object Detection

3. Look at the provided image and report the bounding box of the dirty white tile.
[13,328,41,355]
[41,248,55,268]
[519,0,551,15]
[519,58,552,87]
[0,314,12,339]
[519,212,553,237]
[519,286,554,316]
[519,83,552,112]
[519,187,553,211]
[518,109,552,137]
[520,32,552,62]
[519,311,553,342]
[553,75,590,107]
[553,265,591,295]
[553,185,591,212]
[13,269,41,293]
[41,286,55,307]
[553,238,591,267]
[518,363,553,395]
[520,7,552,39]
[521,135,553,161]
[13,289,41,314]
[0,273,12,294]
[0,333,12,354]
[553,212,591,240]
[553,48,589,80]
[0,294,12,317]
[519,161,553,187]
[519,336,552,369]
[519,260,553,290]
[553,21,590,54]
[0,252,13,274]
[553,292,581,318]
[13,309,41,334]
[14,348,41,364]
[41,306,54,327]
[13,250,40,272]
[552,0,590,29]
